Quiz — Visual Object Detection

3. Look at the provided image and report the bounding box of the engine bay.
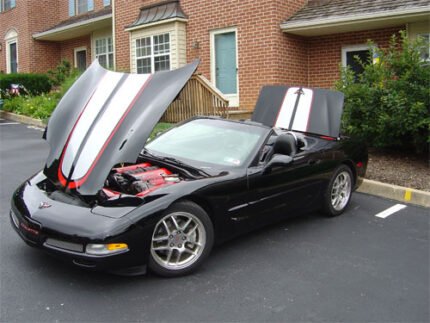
[102,162,182,198]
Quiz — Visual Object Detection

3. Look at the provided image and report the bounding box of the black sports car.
[10,61,367,277]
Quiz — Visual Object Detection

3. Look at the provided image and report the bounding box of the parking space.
[0,123,428,322]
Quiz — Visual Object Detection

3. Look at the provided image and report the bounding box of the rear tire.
[149,201,214,277]
[322,165,353,217]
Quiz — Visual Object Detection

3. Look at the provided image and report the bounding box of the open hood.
[251,86,344,138]
[43,60,199,195]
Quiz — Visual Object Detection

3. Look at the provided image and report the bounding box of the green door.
[215,32,237,95]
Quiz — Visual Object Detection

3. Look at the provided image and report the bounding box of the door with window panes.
[136,33,170,74]
[95,37,114,69]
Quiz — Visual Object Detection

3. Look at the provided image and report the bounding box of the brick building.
[1,0,429,110]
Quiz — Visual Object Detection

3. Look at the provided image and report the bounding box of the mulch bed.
[366,149,430,192]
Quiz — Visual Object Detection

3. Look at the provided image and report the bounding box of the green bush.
[3,93,57,120]
[2,72,81,121]
[48,60,72,86]
[0,73,51,95]
[336,31,430,153]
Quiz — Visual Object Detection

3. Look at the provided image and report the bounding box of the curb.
[358,179,430,208]
[0,111,46,128]
[1,110,429,208]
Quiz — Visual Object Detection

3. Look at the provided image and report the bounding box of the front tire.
[149,201,214,277]
[322,165,353,217]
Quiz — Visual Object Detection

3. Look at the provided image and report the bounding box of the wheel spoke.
[153,235,169,242]
[175,251,182,264]
[187,223,199,236]
[171,216,180,230]
[182,218,193,231]
[162,220,171,235]
[166,249,173,263]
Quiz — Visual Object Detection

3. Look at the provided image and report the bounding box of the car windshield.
[146,119,269,168]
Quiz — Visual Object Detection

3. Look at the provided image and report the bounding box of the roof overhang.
[281,7,430,37]
[33,14,112,41]
[125,17,188,32]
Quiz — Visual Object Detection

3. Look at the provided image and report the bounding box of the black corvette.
[10,61,367,276]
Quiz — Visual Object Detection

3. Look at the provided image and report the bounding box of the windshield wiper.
[141,148,209,177]
[161,156,209,177]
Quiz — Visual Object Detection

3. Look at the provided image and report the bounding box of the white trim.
[6,38,18,74]
[210,27,239,107]
[281,7,430,31]
[33,14,112,39]
[111,0,116,70]
[73,46,87,69]
[341,44,371,67]
[135,32,172,74]
[124,18,188,32]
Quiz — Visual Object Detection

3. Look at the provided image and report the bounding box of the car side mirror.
[263,154,293,174]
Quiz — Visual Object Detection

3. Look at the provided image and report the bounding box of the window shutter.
[10,0,16,8]
[68,0,75,16]
[88,0,94,11]
[103,0,111,6]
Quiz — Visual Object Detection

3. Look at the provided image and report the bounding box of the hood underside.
[251,86,344,138]
[43,60,198,195]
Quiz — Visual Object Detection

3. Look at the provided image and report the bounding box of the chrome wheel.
[150,212,206,271]
[330,171,352,211]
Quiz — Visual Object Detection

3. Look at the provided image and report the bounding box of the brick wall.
[307,26,404,88]
[0,0,60,73]
[59,0,111,21]
[60,36,92,68]
[115,0,308,110]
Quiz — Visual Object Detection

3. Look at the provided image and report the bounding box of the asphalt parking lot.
[1,121,429,322]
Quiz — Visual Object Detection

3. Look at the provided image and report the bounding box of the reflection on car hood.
[251,86,344,138]
[43,60,199,195]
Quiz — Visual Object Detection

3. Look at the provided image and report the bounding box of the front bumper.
[10,176,153,273]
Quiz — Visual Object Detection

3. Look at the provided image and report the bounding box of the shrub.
[2,71,81,121]
[3,93,57,120]
[336,31,430,153]
[0,73,51,95]
[47,60,72,86]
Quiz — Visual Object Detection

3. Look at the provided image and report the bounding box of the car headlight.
[86,243,129,255]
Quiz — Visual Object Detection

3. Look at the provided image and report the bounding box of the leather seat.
[272,133,297,157]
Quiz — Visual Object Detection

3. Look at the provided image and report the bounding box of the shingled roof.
[281,0,430,36]
[284,0,429,25]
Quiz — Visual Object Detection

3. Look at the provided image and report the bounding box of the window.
[103,0,111,6]
[5,29,18,74]
[342,45,371,79]
[95,37,114,69]
[417,33,429,62]
[0,0,16,12]
[136,33,170,74]
[69,0,94,16]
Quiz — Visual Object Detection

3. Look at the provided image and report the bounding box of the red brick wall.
[59,0,111,21]
[0,0,60,73]
[114,0,308,109]
[308,26,404,88]
[59,36,92,68]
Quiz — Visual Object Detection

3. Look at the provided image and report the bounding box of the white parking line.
[0,122,19,125]
[375,204,407,219]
